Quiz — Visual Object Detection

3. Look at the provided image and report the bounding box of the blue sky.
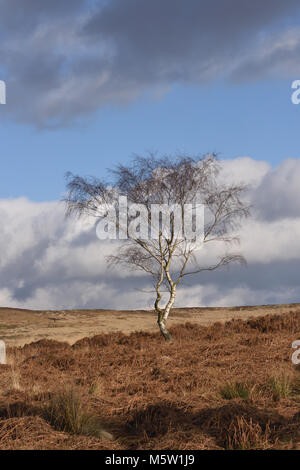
[1,0,300,201]
[0,79,299,201]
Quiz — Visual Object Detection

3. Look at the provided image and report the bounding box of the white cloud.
[253,158,300,219]
[219,157,270,188]
[0,157,300,309]
[239,217,300,263]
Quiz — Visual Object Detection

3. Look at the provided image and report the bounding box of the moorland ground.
[1,303,300,347]
[0,305,299,449]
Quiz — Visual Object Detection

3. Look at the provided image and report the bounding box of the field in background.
[1,303,300,347]
[0,307,299,449]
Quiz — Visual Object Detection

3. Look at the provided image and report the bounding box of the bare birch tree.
[64,154,250,341]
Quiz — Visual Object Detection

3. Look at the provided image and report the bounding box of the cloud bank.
[1,0,300,126]
[0,156,299,310]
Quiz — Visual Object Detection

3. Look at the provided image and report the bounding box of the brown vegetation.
[0,309,299,449]
[1,303,299,348]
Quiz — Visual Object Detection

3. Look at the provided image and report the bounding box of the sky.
[0,0,300,309]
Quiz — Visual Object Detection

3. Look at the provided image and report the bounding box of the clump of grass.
[291,377,300,396]
[269,374,292,401]
[10,368,21,391]
[88,379,104,397]
[226,416,274,450]
[219,381,252,400]
[43,389,112,440]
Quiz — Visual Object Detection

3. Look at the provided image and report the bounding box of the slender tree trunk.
[157,286,176,341]
[157,311,173,341]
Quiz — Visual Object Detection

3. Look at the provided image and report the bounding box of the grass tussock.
[268,373,293,401]
[226,416,274,450]
[219,381,253,400]
[43,389,112,440]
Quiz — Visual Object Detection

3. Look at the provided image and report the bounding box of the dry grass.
[269,373,293,402]
[219,381,253,400]
[1,303,299,348]
[226,416,274,450]
[43,389,112,439]
[0,309,299,449]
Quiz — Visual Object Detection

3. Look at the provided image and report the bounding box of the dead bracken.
[0,309,299,449]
